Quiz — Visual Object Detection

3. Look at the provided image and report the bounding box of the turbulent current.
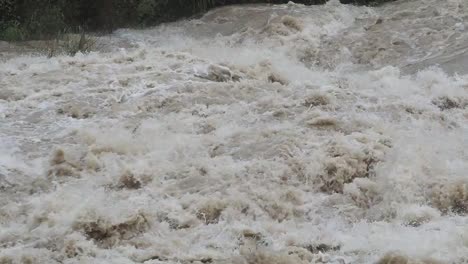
[1,0,468,263]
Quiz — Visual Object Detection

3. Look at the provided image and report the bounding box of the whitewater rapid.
[1,0,467,263]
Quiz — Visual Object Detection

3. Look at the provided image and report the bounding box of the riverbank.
[1,0,395,41]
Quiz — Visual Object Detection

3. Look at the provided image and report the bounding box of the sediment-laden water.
[0,0,467,263]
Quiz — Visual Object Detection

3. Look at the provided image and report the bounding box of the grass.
[44,30,100,58]
[62,31,99,56]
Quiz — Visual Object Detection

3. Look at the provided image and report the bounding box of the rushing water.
[1,0,467,263]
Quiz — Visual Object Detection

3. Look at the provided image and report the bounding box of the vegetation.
[0,0,394,42]
[43,29,100,57]
[340,0,396,5]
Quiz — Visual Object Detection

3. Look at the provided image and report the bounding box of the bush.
[62,31,98,56]
[0,21,25,41]
[23,5,66,39]
[340,0,396,5]
[43,30,100,57]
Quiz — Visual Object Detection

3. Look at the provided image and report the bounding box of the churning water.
[0,0,467,263]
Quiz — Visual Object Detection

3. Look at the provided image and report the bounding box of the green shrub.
[137,0,161,25]
[23,5,66,39]
[340,0,396,5]
[0,22,25,41]
[62,31,98,56]
[194,0,216,12]
[43,31,100,57]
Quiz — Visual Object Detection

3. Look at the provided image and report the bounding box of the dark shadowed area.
[1,0,395,40]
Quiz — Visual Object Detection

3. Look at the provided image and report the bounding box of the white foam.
[1,0,467,263]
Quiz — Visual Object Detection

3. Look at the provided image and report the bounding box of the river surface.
[1,0,468,263]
